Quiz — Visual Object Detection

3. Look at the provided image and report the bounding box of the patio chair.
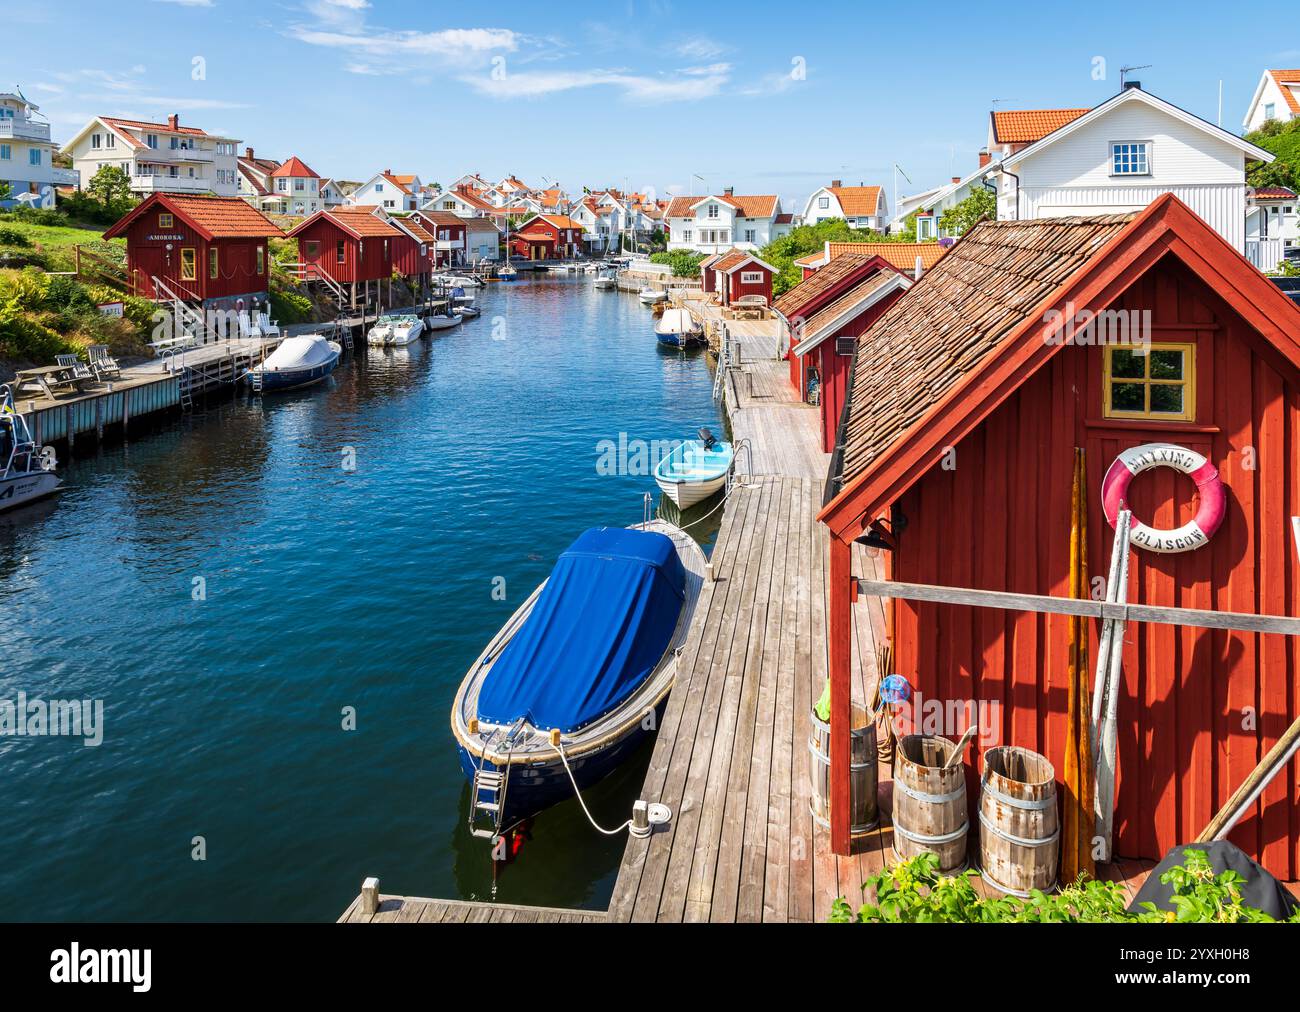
[86,344,121,381]
[55,354,96,387]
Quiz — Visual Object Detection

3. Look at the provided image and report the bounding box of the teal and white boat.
[654,430,734,508]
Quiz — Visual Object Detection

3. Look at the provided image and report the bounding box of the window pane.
[1149,349,1183,380]
[1149,385,1184,414]
[1110,348,1147,379]
[1111,383,1145,411]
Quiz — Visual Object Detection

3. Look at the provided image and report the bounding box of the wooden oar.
[943,724,979,769]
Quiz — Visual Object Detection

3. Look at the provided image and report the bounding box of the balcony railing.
[51,167,80,187]
[1246,237,1285,273]
[130,174,214,194]
[0,119,52,141]
[135,146,216,163]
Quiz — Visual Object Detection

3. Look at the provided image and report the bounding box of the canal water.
[0,274,724,921]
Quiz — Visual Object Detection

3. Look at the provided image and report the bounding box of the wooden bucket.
[979,746,1060,896]
[808,705,878,835]
[892,734,969,871]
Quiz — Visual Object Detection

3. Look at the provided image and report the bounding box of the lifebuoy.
[1101,443,1226,554]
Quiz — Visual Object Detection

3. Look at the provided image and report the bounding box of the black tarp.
[1127,840,1299,919]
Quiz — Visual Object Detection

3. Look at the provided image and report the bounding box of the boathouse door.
[131,245,167,299]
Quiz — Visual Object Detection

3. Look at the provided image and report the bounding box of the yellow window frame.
[1103,342,1196,422]
[209,247,219,280]
[179,247,196,281]
[159,212,174,228]
[256,246,265,275]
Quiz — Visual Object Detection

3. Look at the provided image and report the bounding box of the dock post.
[361,877,380,916]
[65,405,74,450]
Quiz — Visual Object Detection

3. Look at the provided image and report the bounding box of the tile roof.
[105,194,284,240]
[796,270,909,352]
[664,194,781,218]
[237,163,270,196]
[838,213,1134,485]
[826,242,949,272]
[460,216,500,230]
[395,217,437,243]
[103,115,208,138]
[828,185,883,217]
[1268,70,1300,116]
[1252,186,1298,200]
[774,254,880,317]
[380,172,412,195]
[774,212,794,224]
[990,108,1090,144]
[317,206,403,239]
[271,156,319,179]
[713,250,752,272]
[415,210,467,228]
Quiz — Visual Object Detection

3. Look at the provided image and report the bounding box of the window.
[159,213,174,228]
[180,248,196,280]
[707,203,719,218]
[1265,103,1276,120]
[744,229,756,243]
[740,271,764,283]
[106,134,115,149]
[146,134,158,149]
[277,178,287,192]
[818,196,830,209]
[336,239,345,264]
[683,229,692,241]
[0,144,9,161]
[1104,343,1195,421]
[256,246,265,274]
[91,133,102,149]
[375,183,384,192]
[1110,141,1150,176]
[209,248,219,280]
[835,337,856,356]
[383,239,390,260]
[29,148,40,166]
[305,240,321,258]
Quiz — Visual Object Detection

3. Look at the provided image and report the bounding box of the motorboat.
[653,429,735,509]
[498,263,518,281]
[449,286,475,306]
[452,521,706,840]
[639,288,668,305]
[246,334,342,391]
[593,268,618,290]
[366,317,395,346]
[454,304,482,319]
[0,385,61,513]
[437,273,482,288]
[655,308,706,349]
[424,311,464,332]
[367,313,423,346]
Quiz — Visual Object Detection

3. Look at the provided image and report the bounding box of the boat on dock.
[452,521,706,840]
[654,308,706,349]
[0,385,61,513]
[245,334,342,392]
[654,430,735,508]
[454,304,482,319]
[367,313,424,347]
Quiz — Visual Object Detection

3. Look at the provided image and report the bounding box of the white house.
[62,113,240,197]
[1243,69,1300,132]
[318,178,348,208]
[664,190,790,254]
[0,91,70,208]
[349,170,424,212]
[264,156,325,216]
[461,216,502,263]
[985,85,1274,258]
[801,181,888,230]
[1246,186,1298,272]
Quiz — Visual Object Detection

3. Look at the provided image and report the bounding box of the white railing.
[131,174,213,193]
[50,167,79,186]
[0,119,51,141]
[136,146,215,163]
[1246,237,1286,273]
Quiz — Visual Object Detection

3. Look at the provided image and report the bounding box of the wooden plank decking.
[338,893,607,924]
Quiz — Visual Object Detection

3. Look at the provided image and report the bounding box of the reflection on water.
[0,275,723,921]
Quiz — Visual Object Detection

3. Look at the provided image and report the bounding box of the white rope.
[553,739,634,837]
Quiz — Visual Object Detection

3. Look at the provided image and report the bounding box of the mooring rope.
[553,739,635,837]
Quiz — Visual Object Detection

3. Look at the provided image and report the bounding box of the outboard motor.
[697,427,717,450]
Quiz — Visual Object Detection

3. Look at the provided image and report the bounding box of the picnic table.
[13,364,91,400]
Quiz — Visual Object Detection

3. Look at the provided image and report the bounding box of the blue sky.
[10,0,1298,211]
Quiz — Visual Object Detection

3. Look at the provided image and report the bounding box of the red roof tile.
[1268,70,1300,116]
[271,156,318,179]
[991,108,1089,144]
[103,194,284,240]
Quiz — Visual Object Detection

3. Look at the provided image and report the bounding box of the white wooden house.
[0,91,66,208]
[1243,69,1300,132]
[349,170,423,212]
[1246,186,1298,273]
[800,182,888,230]
[62,113,240,198]
[664,190,789,254]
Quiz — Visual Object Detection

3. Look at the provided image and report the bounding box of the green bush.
[0,226,31,248]
[269,288,312,325]
[649,249,707,278]
[829,849,1296,923]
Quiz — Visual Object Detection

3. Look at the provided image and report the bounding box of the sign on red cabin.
[819,197,1300,877]
[102,193,282,309]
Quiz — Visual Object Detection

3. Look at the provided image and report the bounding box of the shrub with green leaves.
[830,848,1296,923]
[649,249,707,277]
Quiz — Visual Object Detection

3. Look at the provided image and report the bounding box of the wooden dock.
[338,891,606,924]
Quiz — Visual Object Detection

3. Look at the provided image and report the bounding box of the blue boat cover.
[477,527,686,733]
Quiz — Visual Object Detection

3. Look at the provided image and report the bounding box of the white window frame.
[818,196,830,209]
[706,203,719,219]
[740,270,764,284]
[1110,140,1151,176]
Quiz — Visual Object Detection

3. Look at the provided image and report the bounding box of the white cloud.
[681,63,731,77]
[287,25,517,60]
[674,37,728,60]
[463,67,728,104]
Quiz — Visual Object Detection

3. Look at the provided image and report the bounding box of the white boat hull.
[0,469,61,512]
[424,314,463,331]
[655,471,727,509]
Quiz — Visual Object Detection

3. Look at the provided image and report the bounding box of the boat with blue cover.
[653,429,734,509]
[244,333,342,392]
[451,520,706,840]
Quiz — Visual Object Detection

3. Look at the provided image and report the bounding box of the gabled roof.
[285,205,403,240]
[459,216,501,231]
[792,270,913,357]
[391,216,437,244]
[774,253,896,318]
[1251,186,1298,200]
[1268,69,1300,116]
[445,188,497,212]
[664,194,780,218]
[713,250,777,274]
[103,193,284,241]
[271,156,319,179]
[990,108,1089,144]
[819,194,1300,539]
[237,163,270,196]
[415,210,467,228]
[516,213,582,231]
[1005,87,1275,167]
[809,242,948,274]
[828,185,884,217]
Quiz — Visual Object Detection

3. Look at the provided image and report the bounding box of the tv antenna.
[1119,64,1151,90]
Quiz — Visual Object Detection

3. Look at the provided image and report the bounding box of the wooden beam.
[856,579,1300,636]
[828,534,852,854]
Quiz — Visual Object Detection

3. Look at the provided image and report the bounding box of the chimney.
[978,149,991,168]
[384,168,392,176]
[831,179,842,189]
[244,147,254,161]
[1123,80,1141,91]
[951,176,961,184]
[724,186,734,197]
[167,114,179,131]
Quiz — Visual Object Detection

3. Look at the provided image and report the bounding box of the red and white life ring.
[1101,443,1226,554]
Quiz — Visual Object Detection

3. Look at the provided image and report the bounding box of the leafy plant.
[649,249,707,277]
[830,849,1297,923]
[939,187,997,237]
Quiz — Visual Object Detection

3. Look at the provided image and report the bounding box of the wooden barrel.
[979,746,1060,896]
[892,734,969,871]
[808,705,878,834]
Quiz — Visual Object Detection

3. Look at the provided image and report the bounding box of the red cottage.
[285,206,407,307]
[410,210,468,268]
[819,196,1300,882]
[102,193,283,310]
[510,215,583,260]
[706,250,777,309]
[773,253,909,404]
[388,216,438,279]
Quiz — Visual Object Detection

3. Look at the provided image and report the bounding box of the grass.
[0,217,125,274]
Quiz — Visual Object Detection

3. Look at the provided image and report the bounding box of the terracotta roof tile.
[1252,186,1298,200]
[774,254,880,317]
[416,210,467,228]
[839,214,1135,485]
[991,108,1089,144]
[310,206,404,239]
[103,116,209,138]
[664,194,780,218]
[826,242,949,272]
[797,270,907,348]
[1268,70,1300,116]
[104,194,284,240]
[828,185,884,217]
[271,156,319,179]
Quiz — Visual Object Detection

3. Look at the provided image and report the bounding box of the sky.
[8,0,1297,213]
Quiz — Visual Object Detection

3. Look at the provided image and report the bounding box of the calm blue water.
[0,274,723,921]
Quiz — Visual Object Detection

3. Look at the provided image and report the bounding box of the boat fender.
[1101,442,1226,554]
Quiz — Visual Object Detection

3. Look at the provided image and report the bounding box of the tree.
[1246,119,1300,192]
[0,180,10,204]
[939,186,997,237]
[86,165,134,217]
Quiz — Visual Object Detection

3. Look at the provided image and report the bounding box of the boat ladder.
[711,325,732,402]
[469,768,507,840]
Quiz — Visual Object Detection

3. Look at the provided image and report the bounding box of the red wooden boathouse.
[103,193,283,309]
[285,205,408,308]
[510,215,583,260]
[410,210,467,268]
[819,196,1300,879]
[704,250,777,309]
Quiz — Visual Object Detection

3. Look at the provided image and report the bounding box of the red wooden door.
[131,245,167,298]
